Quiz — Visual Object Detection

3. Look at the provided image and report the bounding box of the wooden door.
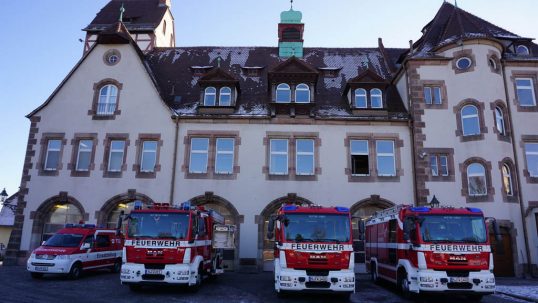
[490,228,515,277]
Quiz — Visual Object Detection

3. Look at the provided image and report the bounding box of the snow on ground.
[496,285,538,302]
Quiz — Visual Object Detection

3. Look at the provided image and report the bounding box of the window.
[296,139,314,175]
[424,86,442,105]
[276,84,291,103]
[270,139,288,175]
[44,140,62,171]
[75,140,93,171]
[516,78,536,107]
[525,143,538,177]
[495,106,506,135]
[219,87,232,106]
[295,83,310,103]
[456,57,472,70]
[162,20,167,35]
[439,155,449,176]
[502,164,514,196]
[350,140,369,175]
[430,155,449,177]
[430,155,439,176]
[354,89,367,108]
[96,235,111,248]
[516,45,530,56]
[140,141,157,172]
[108,140,125,172]
[189,138,209,173]
[467,163,487,196]
[204,87,216,106]
[215,138,234,174]
[488,58,497,70]
[97,84,118,115]
[461,105,480,136]
[376,140,395,176]
[370,89,383,108]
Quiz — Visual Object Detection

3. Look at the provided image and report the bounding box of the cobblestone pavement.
[0,266,531,303]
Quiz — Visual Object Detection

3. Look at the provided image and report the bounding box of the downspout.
[501,60,533,277]
[169,114,179,204]
[404,60,419,206]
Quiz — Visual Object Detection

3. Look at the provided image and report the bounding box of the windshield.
[419,215,487,243]
[284,214,350,243]
[44,233,84,247]
[128,212,189,240]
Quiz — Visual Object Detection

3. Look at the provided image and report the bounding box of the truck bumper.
[275,268,355,293]
[120,263,194,285]
[27,257,72,275]
[413,270,495,294]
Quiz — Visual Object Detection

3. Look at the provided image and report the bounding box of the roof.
[410,2,537,59]
[84,0,168,32]
[145,46,409,120]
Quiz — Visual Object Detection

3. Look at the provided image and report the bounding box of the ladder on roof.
[370,204,407,220]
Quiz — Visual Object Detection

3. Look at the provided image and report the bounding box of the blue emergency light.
[181,200,191,210]
[466,207,483,213]
[134,201,143,210]
[282,205,298,211]
[335,207,349,212]
[410,207,430,212]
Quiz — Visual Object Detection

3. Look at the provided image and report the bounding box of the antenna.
[290,0,293,10]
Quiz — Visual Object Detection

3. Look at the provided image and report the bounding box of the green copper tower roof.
[280,8,302,24]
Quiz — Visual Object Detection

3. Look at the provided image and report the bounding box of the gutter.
[501,60,534,277]
[169,114,179,204]
[403,60,419,207]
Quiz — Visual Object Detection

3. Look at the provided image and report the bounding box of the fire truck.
[365,205,498,301]
[267,204,355,294]
[120,202,234,291]
[27,224,123,279]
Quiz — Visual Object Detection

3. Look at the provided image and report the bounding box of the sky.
[0,0,537,204]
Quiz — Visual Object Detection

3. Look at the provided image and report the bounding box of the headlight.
[280,276,291,281]
[420,276,434,282]
[55,255,69,260]
[343,276,355,282]
[30,253,36,259]
[486,277,495,284]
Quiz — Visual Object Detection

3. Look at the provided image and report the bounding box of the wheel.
[370,262,379,283]
[128,284,142,292]
[189,264,203,292]
[467,295,484,302]
[111,259,121,273]
[398,270,413,299]
[30,272,44,279]
[68,263,82,280]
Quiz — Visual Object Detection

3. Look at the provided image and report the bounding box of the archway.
[97,190,153,228]
[29,193,87,250]
[257,193,313,271]
[190,192,241,271]
[349,195,395,273]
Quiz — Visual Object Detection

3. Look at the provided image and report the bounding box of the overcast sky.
[0,0,537,205]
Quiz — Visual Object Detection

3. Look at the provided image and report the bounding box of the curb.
[495,290,538,303]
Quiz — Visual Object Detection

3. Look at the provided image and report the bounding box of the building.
[0,190,16,259]
[5,0,538,276]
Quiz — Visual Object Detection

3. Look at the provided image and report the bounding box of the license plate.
[309,276,327,282]
[145,269,163,275]
[450,277,469,283]
[35,266,49,272]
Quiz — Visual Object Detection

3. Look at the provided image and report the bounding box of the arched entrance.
[97,190,153,228]
[257,193,313,271]
[190,192,241,271]
[29,193,87,250]
[350,195,394,273]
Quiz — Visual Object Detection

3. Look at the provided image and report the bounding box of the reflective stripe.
[366,242,491,253]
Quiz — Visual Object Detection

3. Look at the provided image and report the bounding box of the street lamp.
[0,188,15,212]
[429,195,440,208]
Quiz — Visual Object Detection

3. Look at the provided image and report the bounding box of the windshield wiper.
[317,238,342,243]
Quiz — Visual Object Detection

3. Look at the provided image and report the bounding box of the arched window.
[370,89,383,108]
[354,89,367,108]
[495,106,506,135]
[163,20,167,35]
[276,83,291,103]
[204,87,216,106]
[516,45,530,56]
[295,83,310,103]
[219,87,232,106]
[461,105,480,136]
[502,164,514,196]
[107,201,137,229]
[467,163,487,196]
[43,204,83,241]
[97,84,118,115]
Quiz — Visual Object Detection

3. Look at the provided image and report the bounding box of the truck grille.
[305,281,331,289]
[142,274,165,281]
[447,282,473,290]
[445,271,469,277]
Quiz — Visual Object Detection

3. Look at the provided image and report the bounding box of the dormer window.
[370,88,383,108]
[276,83,291,103]
[203,87,217,106]
[516,45,530,56]
[219,87,232,106]
[354,89,367,108]
[295,83,310,103]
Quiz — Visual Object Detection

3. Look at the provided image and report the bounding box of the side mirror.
[487,217,502,242]
[81,243,91,250]
[116,210,124,236]
[41,241,46,246]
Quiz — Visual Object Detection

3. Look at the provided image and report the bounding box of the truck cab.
[27,224,123,279]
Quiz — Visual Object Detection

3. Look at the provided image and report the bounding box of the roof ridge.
[454,3,520,38]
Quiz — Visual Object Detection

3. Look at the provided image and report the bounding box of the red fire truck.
[27,224,123,279]
[120,202,233,291]
[365,205,497,300]
[267,204,355,294]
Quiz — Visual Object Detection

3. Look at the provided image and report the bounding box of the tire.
[398,270,413,299]
[111,259,121,273]
[467,295,484,302]
[129,284,142,292]
[370,262,379,283]
[30,272,44,279]
[189,264,203,292]
[68,263,82,280]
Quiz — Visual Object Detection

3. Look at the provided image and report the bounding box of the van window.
[96,235,111,248]
[83,235,94,248]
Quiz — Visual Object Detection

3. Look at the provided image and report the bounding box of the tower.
[278,3,304,58]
